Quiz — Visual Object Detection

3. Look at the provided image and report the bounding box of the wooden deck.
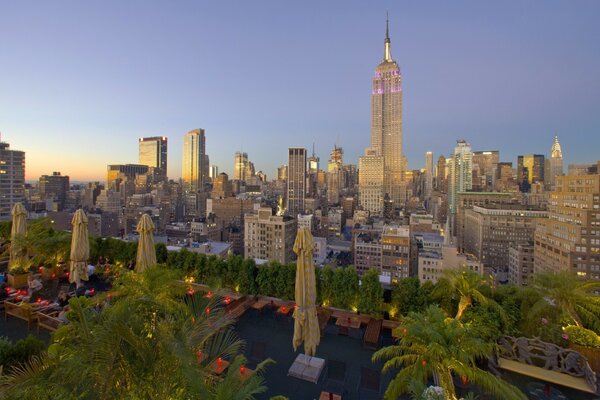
[498,358,597,394]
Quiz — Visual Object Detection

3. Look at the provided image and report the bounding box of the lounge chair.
[324,359,347,396]
[357,366,381,399]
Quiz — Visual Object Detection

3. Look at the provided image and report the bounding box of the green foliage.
[155,243,168,263]
[392,277,427,316]
[0,335,45,373]
[254,262,295,300]
[373,306,526,400]
[563,325,600,348]
[238,258,257,295]
[320,267,335,306]
[0,221,11,241]
[359,269,383,317]
[0,266,273,399]
[529,271,600,334]
[332,267,359,310]
[432,269,503,321]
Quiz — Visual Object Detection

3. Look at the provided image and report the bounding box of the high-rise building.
[517,154,545,192]
[546,136,564,190]
[287,148,306,216]
[39,172,70,211]
[424,152,433,200]
[0,141,25,219]
[448,140,473,217]
[472,151,499,191]
[182,129,208,193]
[277,164,288,181]
[138,136,168,180]
[435,155,447,193]
[210,165,219,180]
[327,146,343,204]
[358,148,384,214]
[234,152,248,181]
[182,129,209,218]
[353,225,410,281]
[534,174,600,280]
[360,15,404,210]
[494,162,516,191]
[244,207,297,264]
[307,147,319,197]
[463,205,547,275]
[508,242,534,287]
[211,173,232,199]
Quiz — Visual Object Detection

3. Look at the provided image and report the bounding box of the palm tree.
[0,266,273,399]
[373,305,526,400]
[432,268,502,320]
[530,271,600,332]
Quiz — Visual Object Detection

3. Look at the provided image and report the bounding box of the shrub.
[0,335,46,371]
[563,325,600,348]
[358,268,383,317]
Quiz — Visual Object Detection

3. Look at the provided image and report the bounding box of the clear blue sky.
[1,1,599,181]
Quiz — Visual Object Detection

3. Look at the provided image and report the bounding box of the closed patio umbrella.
[9,202,28,269]
[69,209,89,288]
[135,214,156,273]
[292,227,320,356]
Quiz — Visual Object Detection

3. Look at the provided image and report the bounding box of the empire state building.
[359,16,405,213]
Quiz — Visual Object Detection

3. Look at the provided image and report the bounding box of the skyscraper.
[358,148,384,214]
[534,174,600,280]
[424,151,433,200]
[138,136,168,180]
[0,141,25,219]
[234,151,248,181]
[39,172,70,211]
[182,129,209,218]
[287,147,306,216]
[448,140,473,216]
[546,136,564,189]
[369,15,404,207]
[472,150,499,191]
[517,154,545,192]
[327,146,343,204]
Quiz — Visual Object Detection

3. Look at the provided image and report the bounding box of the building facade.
[0,141,25,219]
[463,205,548,275]
[517,154,545,192]
[534,174,600,280]
[358,148,384,214]
[139,136,168,180]
[244,207,297,264]
[448,140,473,217]
[287,147,306,216]
[38,172,70,211]
[182,129,209,218]
[508,242,534,286]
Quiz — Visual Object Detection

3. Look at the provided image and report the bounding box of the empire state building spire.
[384,12,392,62]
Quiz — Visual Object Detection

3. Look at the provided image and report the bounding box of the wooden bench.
[37,310,64,333]
[363,318,383,350]
[4,300,38,330]
[498,358,597,394]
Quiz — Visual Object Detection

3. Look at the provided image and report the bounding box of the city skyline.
[2,1,600,182]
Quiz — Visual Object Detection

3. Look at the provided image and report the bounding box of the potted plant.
[563,325,600,374]
[7,259,32,288]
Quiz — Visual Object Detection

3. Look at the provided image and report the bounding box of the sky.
[1,1,600,182]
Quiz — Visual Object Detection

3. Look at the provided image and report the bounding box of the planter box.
[571,343,600,375]
[8,272,31,288]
